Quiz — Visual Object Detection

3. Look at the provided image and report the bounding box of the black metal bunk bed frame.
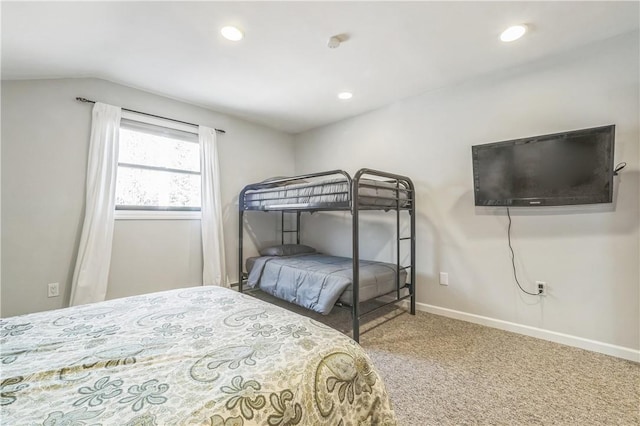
[238,168,416,342]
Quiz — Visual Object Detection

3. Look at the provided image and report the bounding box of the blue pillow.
[259,244,316,256]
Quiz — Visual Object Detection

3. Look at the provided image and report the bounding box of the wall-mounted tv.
[472,125,615,207]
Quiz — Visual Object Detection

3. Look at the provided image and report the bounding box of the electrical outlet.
[47,282,60,298]
[439,272,449,286]
[536,281,546,296]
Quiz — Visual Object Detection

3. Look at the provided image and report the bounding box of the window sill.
[114,210,201,220]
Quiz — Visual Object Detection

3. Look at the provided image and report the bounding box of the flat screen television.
[472,125,615,206]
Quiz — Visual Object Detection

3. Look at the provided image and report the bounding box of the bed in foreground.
[0,286,395,425]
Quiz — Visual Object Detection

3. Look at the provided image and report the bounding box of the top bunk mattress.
[243,177,409,210]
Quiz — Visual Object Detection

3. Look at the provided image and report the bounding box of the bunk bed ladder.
[352,169,416,343]
[396,181,416,312]
[281,211,301,244]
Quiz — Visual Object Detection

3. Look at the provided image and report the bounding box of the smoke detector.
[327,33,349,49]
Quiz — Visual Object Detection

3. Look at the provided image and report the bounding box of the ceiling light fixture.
[500,25,527,42]
[338,92,353,100]
[221,26,243,41]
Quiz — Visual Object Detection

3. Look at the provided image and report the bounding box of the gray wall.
[1,78,294,316]
[294,33,640,351]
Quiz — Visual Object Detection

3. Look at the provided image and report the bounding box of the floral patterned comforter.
[0,286,396,425]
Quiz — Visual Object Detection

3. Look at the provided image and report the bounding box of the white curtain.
[69,103,121,306]
[200,126,227,287]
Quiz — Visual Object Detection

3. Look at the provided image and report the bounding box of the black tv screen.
[472,125,615,206]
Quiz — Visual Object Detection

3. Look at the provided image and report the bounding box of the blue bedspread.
[247,254,405,315]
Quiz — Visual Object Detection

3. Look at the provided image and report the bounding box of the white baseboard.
[391,299,639,362]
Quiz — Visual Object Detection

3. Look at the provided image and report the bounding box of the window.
[115,115,201,216]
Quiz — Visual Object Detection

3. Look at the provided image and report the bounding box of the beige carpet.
[247,290,640,425]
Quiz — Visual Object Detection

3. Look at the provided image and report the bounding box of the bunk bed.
[238,168,416,342]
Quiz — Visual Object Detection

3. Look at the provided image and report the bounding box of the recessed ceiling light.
[338,92,353,100]
[500,25,527,42]
[221,26,243,41]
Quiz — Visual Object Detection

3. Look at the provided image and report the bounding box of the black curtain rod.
[75,97,226,134]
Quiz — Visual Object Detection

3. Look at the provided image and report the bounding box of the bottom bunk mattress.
[246,254,407,315]
[0,286,396,425]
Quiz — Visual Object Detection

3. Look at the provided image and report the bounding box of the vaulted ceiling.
[2,2,638,133]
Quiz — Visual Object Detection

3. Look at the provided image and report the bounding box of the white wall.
[1,78,294,316]
[294,32,640,353]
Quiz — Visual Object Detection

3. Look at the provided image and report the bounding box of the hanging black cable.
[506,207,541,296]
[613,162,626,176]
